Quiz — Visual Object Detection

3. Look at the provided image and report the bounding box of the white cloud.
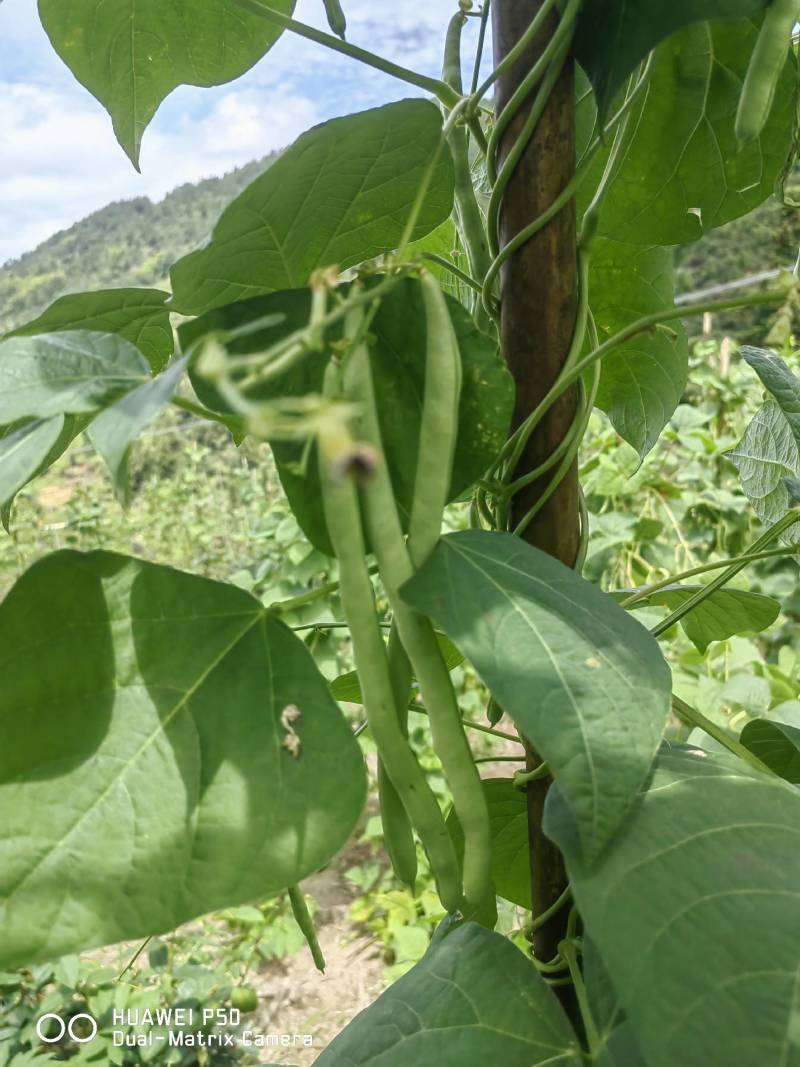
[0,0,489,264]
[0,80,318,263]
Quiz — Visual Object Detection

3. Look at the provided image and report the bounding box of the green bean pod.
[377,625,418,889]
[288,885,326,973]
[407,272,463,568]
[344,327,492,911]
[323,0,347,39]
[318,358,463,913]
[441,11,493,331]
[735,0,799,143]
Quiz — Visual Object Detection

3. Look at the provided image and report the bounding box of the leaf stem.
[649,510,800,637]
[560,938,600,1058]
[230,0,460,108]
[672,695,773,775]
[618,544,800,608]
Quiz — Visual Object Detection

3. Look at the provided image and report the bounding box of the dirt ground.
[248,866,386,1064]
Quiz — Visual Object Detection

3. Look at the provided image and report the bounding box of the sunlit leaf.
[88,357,188,504]
[6,289,173,373]
[590,239,687,457]
[575,1,768,119]
[597,21,796,244]
[38,0,296,167]
[0,331,149,424]
[170,100,455,316]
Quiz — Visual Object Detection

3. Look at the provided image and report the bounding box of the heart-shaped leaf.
[596,21,796,244]
[38,0,295,167]
[88,357,188,504]
[170,100,455,316]
[316,922,581,1066]
[546,745,800,1067]
[590,239,687,458]
[402,530,671,861]
[0,550,366,968]
[6,289,173,373]
[0,331,150,424]
[740,718,800,782]
[575,1,768,120]
[618,585,781,652]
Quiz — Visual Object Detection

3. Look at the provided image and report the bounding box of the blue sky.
[0,1,489,265]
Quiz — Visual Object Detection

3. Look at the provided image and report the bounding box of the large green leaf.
[402,531,672,861]
[0,550,366,968]
[446,779,530,909]
[0,418,65,512]
[729,395,800,537]
[575,1,768,119]
[7,289,173,373]
[545,745,800,1067]
[88,357,188,504]
[179,280,513,554]
[619,585,781,652]
[38,0,295,167]
[597,21,796,245]
[740,718,800,782]
[316,923,581,1066]
[170,100,455,316]
[0,331,150,424]
[590,239,687,457]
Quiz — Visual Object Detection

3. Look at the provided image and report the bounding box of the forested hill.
[1,151,797,335]
[0,155,274,332]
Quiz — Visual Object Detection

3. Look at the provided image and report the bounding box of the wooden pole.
[491,0,579,966]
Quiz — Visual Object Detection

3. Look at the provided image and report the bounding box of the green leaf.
[545,745,800,1067]
[179,279,513,554]
[0,415,90,532]
[404,219,464,300]
[402,530,672,861]
[729,395,800,537]
[446,779,530,909]
[316,923,581,1066]
[618,585,781,652]
[741,346,800,443]
[590,239,688,457]
[38,0,295,167]
[170,100,455,315]
[330,632,465,705]
[740,718,800,782]
[597,21,796,244]
[6,289,173,373]
[88,358,188,505]
[0,331,149,424]
[0,550,366,968]
[0,418,65,512]
[575,1,768,120]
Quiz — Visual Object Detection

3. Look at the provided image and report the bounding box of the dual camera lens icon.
[36,1012,98,1044]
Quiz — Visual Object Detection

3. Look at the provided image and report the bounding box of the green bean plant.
[1,1,800,1064]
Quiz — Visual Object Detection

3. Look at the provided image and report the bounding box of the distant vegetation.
[0,155,274,331]
[0,153,797,336]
